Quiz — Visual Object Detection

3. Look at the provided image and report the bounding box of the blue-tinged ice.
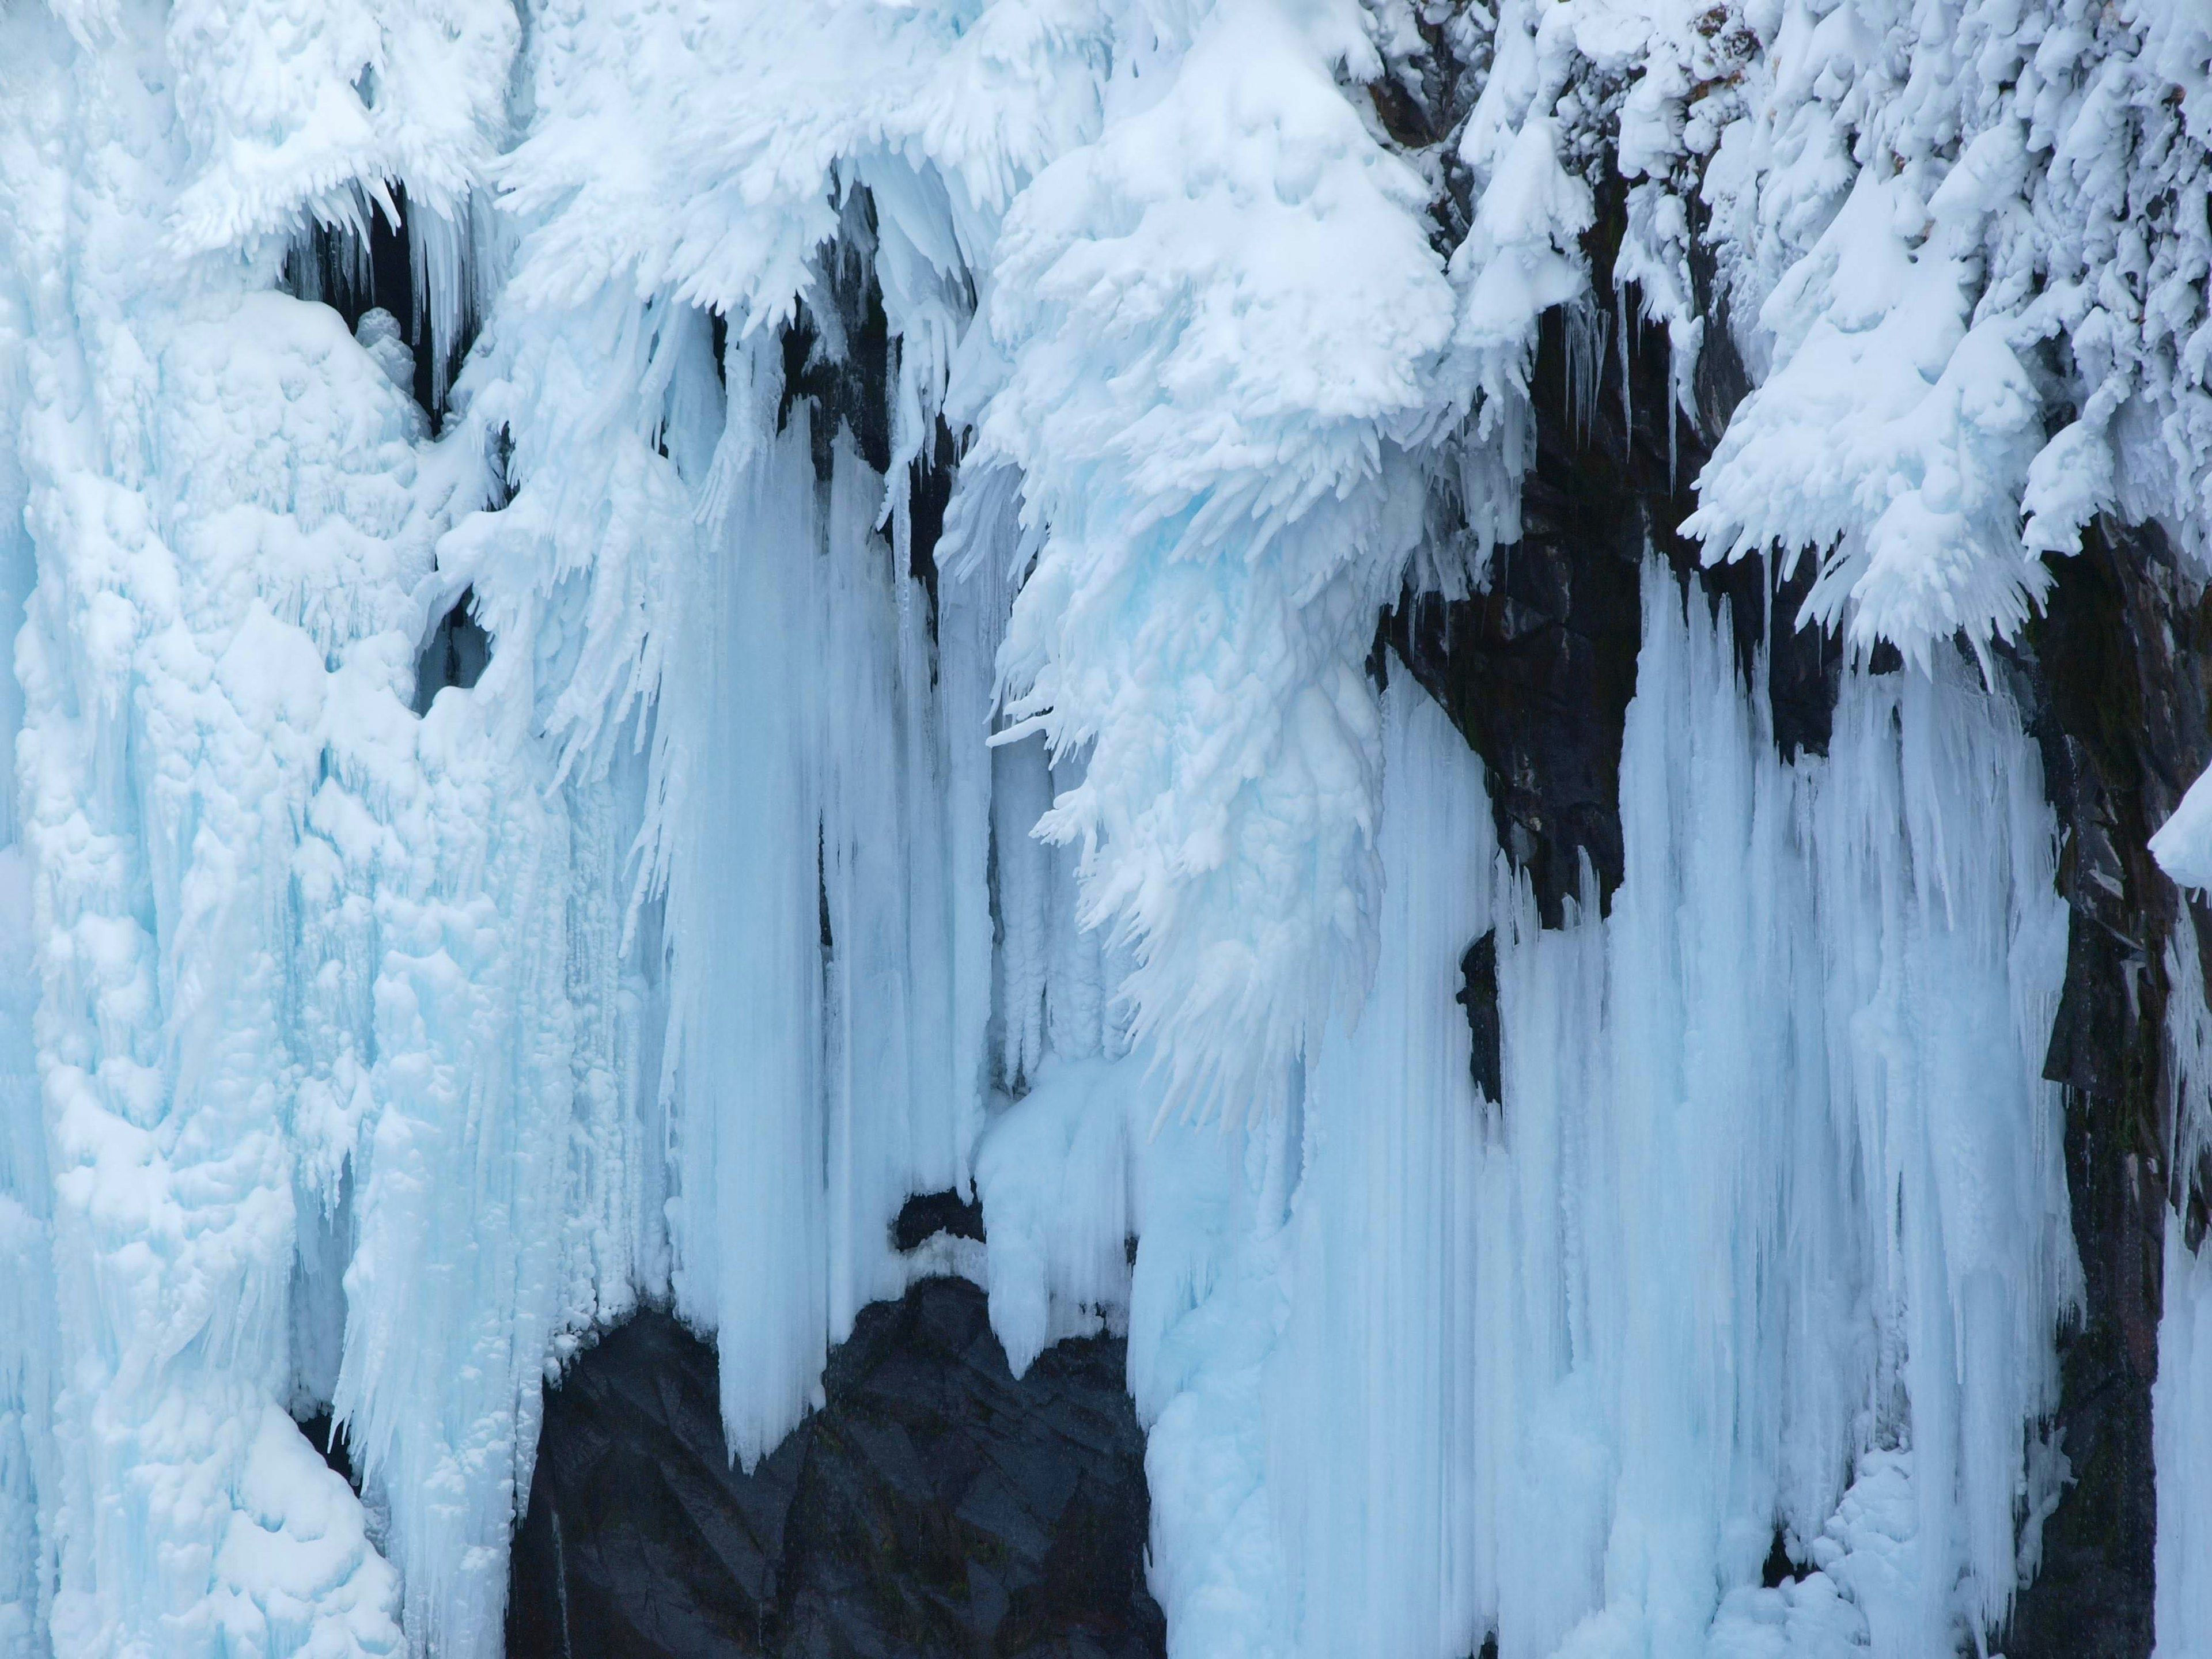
[975,567,2075,1658]
[3,0,2211,1654]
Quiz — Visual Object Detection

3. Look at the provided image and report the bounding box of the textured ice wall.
[2153,919,2212,1659]
[0,6,487,1648]
[646,375,998,1467]
[0,0,2206,1653]
[0,229,47,1659]
[980,570,2077,1659]
[0,6,588,1654]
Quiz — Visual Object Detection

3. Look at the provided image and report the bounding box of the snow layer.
[1658,0,2212,662]
[1,0,2206,1654]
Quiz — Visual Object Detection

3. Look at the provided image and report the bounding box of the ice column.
[2156,921,2212,1656]
[657,388,993,1468]
[1034,565,2077,1659]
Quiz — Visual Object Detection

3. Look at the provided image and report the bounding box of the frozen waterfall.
[2,1,2210,1656]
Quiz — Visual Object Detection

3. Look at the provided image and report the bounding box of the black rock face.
[892,1190,987,1253]
[2000,518,2212,1659]
[506,1278,1164,1659]
[1457,930,1503,1107]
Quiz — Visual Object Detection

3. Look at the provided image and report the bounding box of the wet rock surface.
[506,1277,1162,1659]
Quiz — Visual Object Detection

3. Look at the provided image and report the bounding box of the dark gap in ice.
[1761,1526,1797,1588]
[907,416,957,642]
[293,1410,358,1493]
[1365,608,1392,692]
[892,1190,985,1252]
[1456,929,1502,1108]
[487,424,515,510]
[411,588,490,714]
[280,181,476,432]
[776,193,892,485]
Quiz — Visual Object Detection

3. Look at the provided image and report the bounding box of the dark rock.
[1386,492,1642,928]
[507,1278,1163,1659]
[771,188,950,638]
[1456,930,1502,1107]
[893,1191,986,1252]
[1389,178,1840,926]
[2001,516,2212,1659]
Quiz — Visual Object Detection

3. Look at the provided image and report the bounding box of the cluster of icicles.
[2,2,2211,1657]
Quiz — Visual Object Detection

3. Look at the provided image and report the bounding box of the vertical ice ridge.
[2154,915,2212,1658]
[6,1,2210,1652]
[969,561,2074,1657]
[644,365,995,1469]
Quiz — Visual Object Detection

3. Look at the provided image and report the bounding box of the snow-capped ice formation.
[0,0,2207,1655]
[976,573,2075,1658]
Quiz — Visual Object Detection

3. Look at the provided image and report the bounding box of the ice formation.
[996,573,2077,1659]
[0,0,2207,1656]
[2156,918,2212,1659]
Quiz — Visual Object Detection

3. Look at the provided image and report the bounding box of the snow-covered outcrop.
[0,1,2208,1656]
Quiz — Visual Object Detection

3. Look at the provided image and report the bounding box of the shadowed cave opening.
[412,589,491,714]
[281,181,480,429]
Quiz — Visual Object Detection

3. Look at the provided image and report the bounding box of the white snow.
[1682,0,2212,661]
[2153,768,2212,892]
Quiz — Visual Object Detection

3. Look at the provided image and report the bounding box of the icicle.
[2156,1213,2212,1656]
[657,403,832,1466]
[2154,909,2212,1655]
[1563,298,1607,446]
[1616,280,1632,443]
[1106,559,2075,1659]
